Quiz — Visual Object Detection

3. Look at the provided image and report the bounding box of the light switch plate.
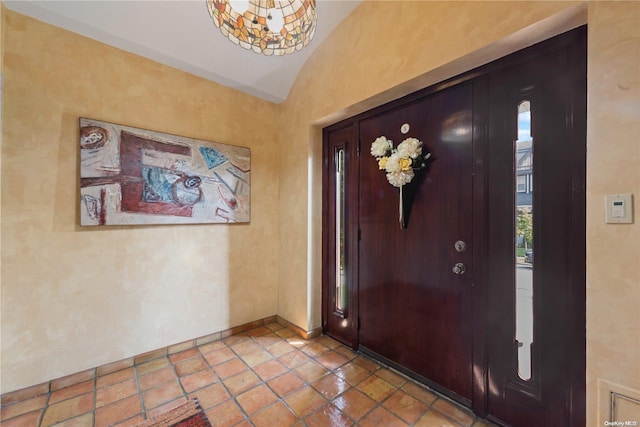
[604,193,633,224]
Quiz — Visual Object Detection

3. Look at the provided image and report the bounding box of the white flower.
[384,152,402,173]
[386,170,414,187]
[370,136,392,158]
[397,137,422,159]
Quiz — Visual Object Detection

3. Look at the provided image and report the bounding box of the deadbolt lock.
[454,240,466,252]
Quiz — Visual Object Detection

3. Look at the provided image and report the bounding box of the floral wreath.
[370,136,431,187]
[370,135,431,228]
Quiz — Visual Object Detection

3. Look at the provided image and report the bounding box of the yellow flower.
[378,157,388,170]
[399,157,412,171]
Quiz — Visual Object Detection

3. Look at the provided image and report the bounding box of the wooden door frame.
[321,26,586,425]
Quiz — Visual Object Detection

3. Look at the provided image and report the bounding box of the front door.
[358,82,474,403]
[322,26,586,426]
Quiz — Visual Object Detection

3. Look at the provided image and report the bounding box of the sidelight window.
[515,100,533,381]
[335,148,347,314]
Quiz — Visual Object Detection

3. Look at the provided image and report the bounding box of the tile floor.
[1,322,498,427]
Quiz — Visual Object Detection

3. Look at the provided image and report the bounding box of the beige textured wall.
[587,2,640,424]
[1,11,280,393]
[278,1,639,425]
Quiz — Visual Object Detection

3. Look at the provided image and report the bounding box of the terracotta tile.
[267,372,306,397]
[213,359,248,380]
[334,362,371,386]
[136,357,170,375]
[432,398,475,427]
[96,378,138,408]
[314,336,342,350]
[41,393,94,426]
[352,356,381,372]
[236,384,279,415]
[1,383,49,405]
[221,327,244,339]
[204,399,245,427]
[356,375,396,402]
[299,342,330,358]
[284,386,327,417]
[251,401,297,427]
[203,348,236,366]
[286,336,313,349]
[252,334,282,348]
[277,349,311,369]
[222,370,261,396]
[254,359,288,382]
[168,348,200,363]
[174,356,208,377]
[304,403,353,427]
[245,326,271,337]
[97,367,136,388]
[274,328,296,339]
[168,340,195,356]
[239,348,273,367]
[222,334,250,347]
[196,332,221,347]
[316,351,349,370]
[94,395,142,427]
[334,346,358,361]
[293,361,329,383]
[311,373,349,400]
[189,383,230,410]
[265,323,284,332]
[0,410,43,427]
[230,339,261,356]
[180,369,218,393]
[138,366,178,391]
[50,369,95,391]
[145,397,188,419]
[401,382,438,405]
[141,381,184,410]
[134,348,167,365]
[112,414,145,427]
[97,358,134,377]
[415,410,461,427]
[266,340,296,357]
[197,339,226,355]
[330,388,376,421]
[359,406,408,427]
[232,421,253,427]
[50,412,93,427]
[376,368,408,388]
[1,395,48,420]
[383,390,430,424]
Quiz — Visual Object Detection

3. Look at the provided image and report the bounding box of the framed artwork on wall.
[79,118,250,226]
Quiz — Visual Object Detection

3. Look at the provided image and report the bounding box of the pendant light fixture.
[206,0,317,56]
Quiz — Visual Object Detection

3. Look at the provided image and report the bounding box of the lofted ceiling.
[3,0,361,104]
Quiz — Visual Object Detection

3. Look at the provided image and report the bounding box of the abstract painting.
[80,118,250,226]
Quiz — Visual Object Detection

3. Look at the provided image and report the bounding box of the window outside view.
[515,101,533,381]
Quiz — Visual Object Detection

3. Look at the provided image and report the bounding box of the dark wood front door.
[322,26,586,426]
[358,82,474,403]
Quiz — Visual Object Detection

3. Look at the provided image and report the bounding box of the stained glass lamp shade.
[206,0,317,56]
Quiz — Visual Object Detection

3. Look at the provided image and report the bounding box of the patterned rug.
[134,398,212,427]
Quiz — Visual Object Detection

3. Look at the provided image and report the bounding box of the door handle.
[452,263,466,275]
